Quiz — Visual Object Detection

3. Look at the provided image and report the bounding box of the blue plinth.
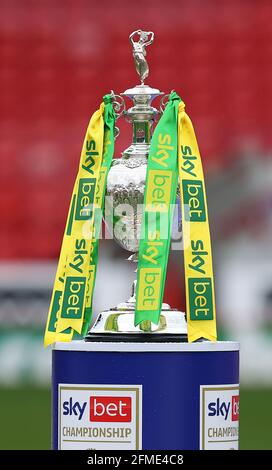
[52,341,239,450]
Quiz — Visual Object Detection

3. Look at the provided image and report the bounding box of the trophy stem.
[86,247,187,337]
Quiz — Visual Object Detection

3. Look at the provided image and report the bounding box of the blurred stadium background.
[0,0,272,449]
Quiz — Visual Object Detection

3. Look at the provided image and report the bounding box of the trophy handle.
[160,92,174,114]
[114,127,120,139]
[110,91,126,140]
[110,91,126,118]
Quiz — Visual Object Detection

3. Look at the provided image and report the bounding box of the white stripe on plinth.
[52,340,239,353]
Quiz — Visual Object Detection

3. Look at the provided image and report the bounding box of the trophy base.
[86,280,188,342]
[85,305,188,342]
[85,332,188,343]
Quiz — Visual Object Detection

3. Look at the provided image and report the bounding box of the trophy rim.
[122,84,164,99]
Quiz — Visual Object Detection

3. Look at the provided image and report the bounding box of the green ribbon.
[135,91,181,325]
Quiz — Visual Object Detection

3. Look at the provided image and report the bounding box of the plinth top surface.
[52,340,239,353]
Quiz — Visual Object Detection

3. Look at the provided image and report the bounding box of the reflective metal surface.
[89,278,186,335]
[89,309,187,335]
[105,83,162,252]
[129,30,154,85]
[88,30,187,338]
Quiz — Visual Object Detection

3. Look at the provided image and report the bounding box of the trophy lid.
[122,84,163,103]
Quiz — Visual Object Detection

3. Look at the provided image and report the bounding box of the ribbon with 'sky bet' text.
[135,91,217,342]
[44,96,115,346]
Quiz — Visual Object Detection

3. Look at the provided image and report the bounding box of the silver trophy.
[87,30,187,340]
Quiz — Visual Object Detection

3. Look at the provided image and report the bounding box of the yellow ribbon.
[178,102,217,342]
[44,104,105,346]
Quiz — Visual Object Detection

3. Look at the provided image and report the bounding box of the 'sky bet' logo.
[137,268,161,311]
[182,179,206,222]
[75,178,96,220]
[145,169,172,212]
[62,396,132,422]
[90,396,132,422]
[63,398,87,421]
[232,396,239,421]
[208,396,239,421]
[61,276,86,319]
[188,277,213,320]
